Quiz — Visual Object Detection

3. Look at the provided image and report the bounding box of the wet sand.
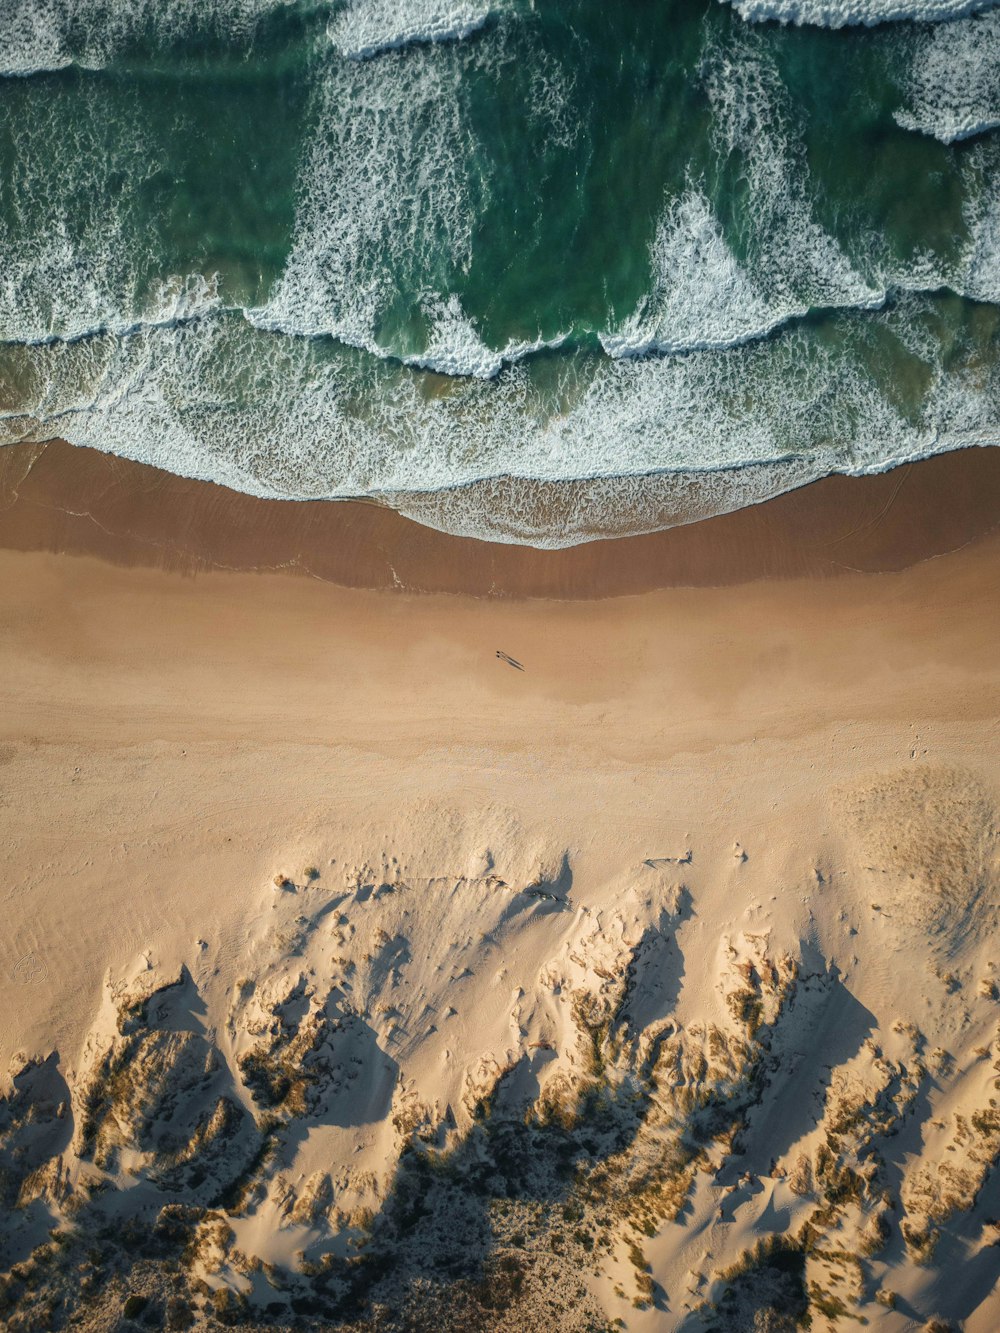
[2,439,1000,594]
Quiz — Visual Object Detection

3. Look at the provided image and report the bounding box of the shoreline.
[2,439,1000,596]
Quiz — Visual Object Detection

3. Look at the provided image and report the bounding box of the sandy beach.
[1,441,999,1331]
[4,0,1000,1320]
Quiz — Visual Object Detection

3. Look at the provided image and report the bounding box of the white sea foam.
[257,21,890,387]
[0,79,225,347]
[328,0,498,59]
[0,0,299,76]
[526,45,580,151]
[724,0,998,29]
[0,269,223,348]
[247,42,482,370]
[605,33,884,358]
[0,19,556,381]
[4,291,999,545]
[705,35,885,312]
[600,191,793,357]
[251,16,583,377]
[959,142,1000,304]
[403,295,566,377]
[402,295,500,377]
[0,85,148,342]
[895,12,1000,144]
[385,456,830,545]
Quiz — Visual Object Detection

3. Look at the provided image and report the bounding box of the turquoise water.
[0,0,998,543]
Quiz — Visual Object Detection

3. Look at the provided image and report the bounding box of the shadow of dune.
[720,952,877,1182]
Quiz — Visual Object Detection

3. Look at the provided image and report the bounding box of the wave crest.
[724,0,997,28]
[327,0,499,59]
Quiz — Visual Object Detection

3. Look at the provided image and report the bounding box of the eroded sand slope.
[3,764,1000,1332]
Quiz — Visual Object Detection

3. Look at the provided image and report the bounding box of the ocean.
[0,0,998,545]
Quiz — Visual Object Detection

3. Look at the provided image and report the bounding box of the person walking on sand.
[496,650,525,671]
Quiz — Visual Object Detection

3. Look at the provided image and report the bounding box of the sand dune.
[3,800,1000,1330]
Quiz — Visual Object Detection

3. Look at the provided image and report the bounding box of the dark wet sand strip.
[1,439,999,597]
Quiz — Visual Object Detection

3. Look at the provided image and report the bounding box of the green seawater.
[0,0,998,543]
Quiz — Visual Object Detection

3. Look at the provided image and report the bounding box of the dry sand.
[1,442,999,1331]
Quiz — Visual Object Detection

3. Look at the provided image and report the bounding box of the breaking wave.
[0,0,998,544]
[327,0,501,60]
[895,10,1000,144]
[724,0,998,29]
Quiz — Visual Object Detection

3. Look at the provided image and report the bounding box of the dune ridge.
[2,776,1000,1330]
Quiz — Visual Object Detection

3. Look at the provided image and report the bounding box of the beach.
[4,0,1000,1323]
[1,440,999,1329]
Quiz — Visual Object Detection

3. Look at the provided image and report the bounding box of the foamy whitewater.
[895,10,1000,143]
[0,0,999,545]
